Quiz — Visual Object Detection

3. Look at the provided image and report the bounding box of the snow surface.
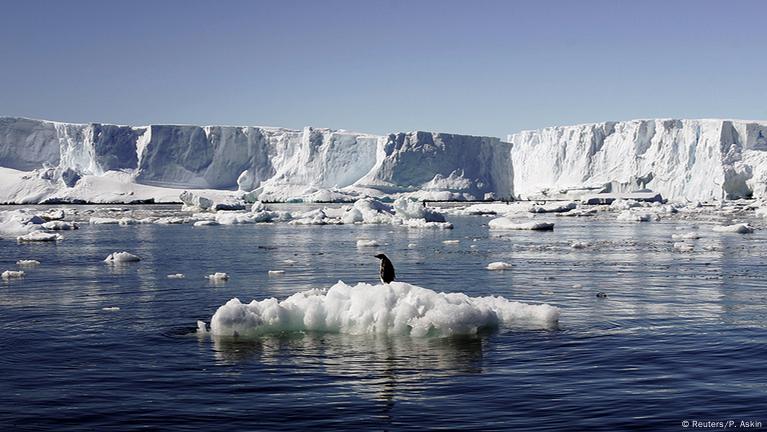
[209,281,559,337]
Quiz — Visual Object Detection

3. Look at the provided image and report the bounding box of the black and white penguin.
[374,254,396,284]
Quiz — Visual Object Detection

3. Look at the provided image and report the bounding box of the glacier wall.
[2,116,766,203]
[0,117,512,202]
[508,119,767,202]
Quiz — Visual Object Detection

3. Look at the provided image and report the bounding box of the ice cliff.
[0,117,511,203]
[1,117,766,204]
[508,119,767,202]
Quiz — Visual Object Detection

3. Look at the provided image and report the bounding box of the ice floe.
[712,223,754,234]
[2,270,25,280]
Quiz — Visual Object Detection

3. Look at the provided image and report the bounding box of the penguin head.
[374,254,387,260]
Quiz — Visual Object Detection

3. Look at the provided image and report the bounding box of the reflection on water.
[211,332,484,404]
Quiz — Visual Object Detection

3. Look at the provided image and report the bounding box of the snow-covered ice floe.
[356,239,380,247]
[712,223,754,234]
[207,281,559,337]
[616,210,660,222]
[16,259,40,266]
[104,251,141,263]
[488,218,555,231]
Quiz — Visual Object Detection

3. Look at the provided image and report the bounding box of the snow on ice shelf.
[207,281,560,338]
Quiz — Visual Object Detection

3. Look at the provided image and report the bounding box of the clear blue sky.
[1,0,765,137]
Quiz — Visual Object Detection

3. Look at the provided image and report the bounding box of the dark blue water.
[1,206,766,431]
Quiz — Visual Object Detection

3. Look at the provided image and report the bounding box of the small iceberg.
[16,259,41,266]
[167,273,185,279]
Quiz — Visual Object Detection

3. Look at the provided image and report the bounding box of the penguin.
[374,254,396,284]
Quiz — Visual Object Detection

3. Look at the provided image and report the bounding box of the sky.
[1,0,765,138]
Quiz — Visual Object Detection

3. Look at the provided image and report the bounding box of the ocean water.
[1,206,766,431]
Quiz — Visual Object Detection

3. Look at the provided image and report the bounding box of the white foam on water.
[209,281,559,337]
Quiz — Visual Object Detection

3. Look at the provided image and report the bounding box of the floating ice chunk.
[671,232,700,240]
[284,259,298,265]
[407,243,417,248]
[488,218,555,231]
[167,273,185,279]
[572,284,583,289]
[102,307,120,311]
[104,251,141,263]
[89,217,120,224]
[616,210,660,222]
[17,232,63,242]
[393,198,447,222]
[289,209,341,225]
[609,199,643,211]
[356,239,380,247]
[442,239,460,244]
[197,320,208,334]
[154,217,185,224]
[194,220,220,227]
[41,209,65,221]
[401,219,454,229]
[712,223,754,234]
[180,191,213,212]
[215,212,254,225]
[486,262,512,270]
[250,201,268,213]
[118,218,139,225]
[209,281,560,337]
[529,201,577,213]
[673,242,694,252]
[342,199,395,224]
[208,272,229,281]
[557,208,597,217]
[2,270,25,280]
[41,221,78,230]
[570,241,590,249]
[17,259,40,266]
[268,270,285,276]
